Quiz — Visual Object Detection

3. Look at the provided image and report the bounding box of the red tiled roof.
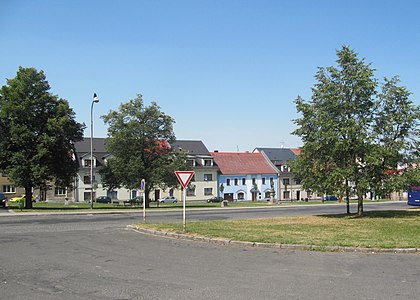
[211,152,278,175]
[290,148,301,155]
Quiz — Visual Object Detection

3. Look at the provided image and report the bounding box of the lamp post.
[90,93,99,209]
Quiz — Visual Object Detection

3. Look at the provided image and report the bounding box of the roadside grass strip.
[132,209,420,251]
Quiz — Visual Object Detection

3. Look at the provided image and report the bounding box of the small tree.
[0,67,84,208]
[292,46,419,216]
[100,95,188,207]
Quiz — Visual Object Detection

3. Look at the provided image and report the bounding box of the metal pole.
[183,188,186,232]
[143,191,146,223]
[90,93,99,209]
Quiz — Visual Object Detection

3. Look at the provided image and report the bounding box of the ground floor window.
[107,190,118,199]
[187,185,196,196]
[55,187,66,195]
[2,185,16,193]
[237,192,245,200]
[283,191,290,199]
[204,188,213,196]
[84,191,95,202]
[265,191,270,199]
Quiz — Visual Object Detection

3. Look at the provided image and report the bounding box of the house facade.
[210,151,279,201]
[72,138,218,202]
[164,140,219,202]
[253,148,309,201]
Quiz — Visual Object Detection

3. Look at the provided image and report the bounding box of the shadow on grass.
[320,209,420,219]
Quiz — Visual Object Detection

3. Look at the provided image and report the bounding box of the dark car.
[207,196,224,203]
[96,196,112,203]
[125,196,143,205]
[0,192,7,208]
[323,195,338,201]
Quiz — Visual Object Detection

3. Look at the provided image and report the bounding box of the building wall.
[218,174,278,201]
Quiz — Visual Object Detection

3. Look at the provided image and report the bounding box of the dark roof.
[74,138,108,167]
[210,152,278,175]
[74,138,107,153]
[74,138,211,167]
[171,140,210,156]
[254,148,297,164]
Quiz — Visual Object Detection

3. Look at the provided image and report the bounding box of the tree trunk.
[357,196,363,216]
[345,180,350,214]
[24,186,33,209]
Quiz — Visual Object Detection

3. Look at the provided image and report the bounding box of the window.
[283,191,290,199]
[2,185,16,193]
[84,159,92,167]
[84,192,94,202]
[204,188,213,196]
[204,174,213,181]
[283,178,290,185]
[107,191,118,199]
[265,191,271,199]
[242,178,246,185]
[55,187,66,195]
[294,178,301,184]
[187,185,196,196]
[234,178,238,185]
[226,178,231,186]
[252,178,256,185]
[237,192,245,200]
[262,178,266,185]
[84,175,96,185]
[204,159,212,166]
[187,159,195,167]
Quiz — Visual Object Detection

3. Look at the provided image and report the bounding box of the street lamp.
[91,93,99,209]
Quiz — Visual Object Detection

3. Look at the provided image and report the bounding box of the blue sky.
[1,0,419,151]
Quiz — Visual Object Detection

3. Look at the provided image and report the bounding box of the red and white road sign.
[175,171,195,189]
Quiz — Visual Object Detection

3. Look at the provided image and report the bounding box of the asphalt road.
[0,201,419,299]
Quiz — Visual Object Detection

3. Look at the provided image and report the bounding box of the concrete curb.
[128,226,420,254]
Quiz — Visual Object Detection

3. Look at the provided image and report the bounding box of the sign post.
[140,179,146,223]
[175,171,195,232]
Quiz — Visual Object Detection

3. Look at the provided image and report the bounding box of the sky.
[1,0,420,152]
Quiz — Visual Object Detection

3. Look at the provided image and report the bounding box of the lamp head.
[93,93,99,103]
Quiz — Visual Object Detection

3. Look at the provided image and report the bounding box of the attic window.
[204,159,212,166]
[84,159,92,167]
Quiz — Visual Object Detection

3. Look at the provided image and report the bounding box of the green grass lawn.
[134,209,420,249]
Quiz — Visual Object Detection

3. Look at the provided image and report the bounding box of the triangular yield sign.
[175,171,195,189]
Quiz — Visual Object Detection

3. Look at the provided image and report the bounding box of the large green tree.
[0,67,85,208]
[100,95,188,207]
[292,46,420,216]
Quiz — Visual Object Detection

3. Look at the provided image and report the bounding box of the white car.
[158,196,177,203]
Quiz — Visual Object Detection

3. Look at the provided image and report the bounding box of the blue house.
[210,151,279,201]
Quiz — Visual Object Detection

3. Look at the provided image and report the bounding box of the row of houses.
[1,138,310,202]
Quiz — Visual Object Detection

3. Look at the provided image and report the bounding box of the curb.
[128,226,420,254]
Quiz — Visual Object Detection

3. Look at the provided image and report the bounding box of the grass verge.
[134,209,420,249]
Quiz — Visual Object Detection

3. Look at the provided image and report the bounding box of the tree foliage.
[100,95,188,207]
[292,46,420,215]
[0,67,85,208]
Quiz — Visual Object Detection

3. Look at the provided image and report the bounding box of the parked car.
[0,193,7,208]
[158,196,177,203]
[95,196,112,203]
[207,196,224,203]
[125,196,143,205]
[9,195,36,204]
[323,195,338,201]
